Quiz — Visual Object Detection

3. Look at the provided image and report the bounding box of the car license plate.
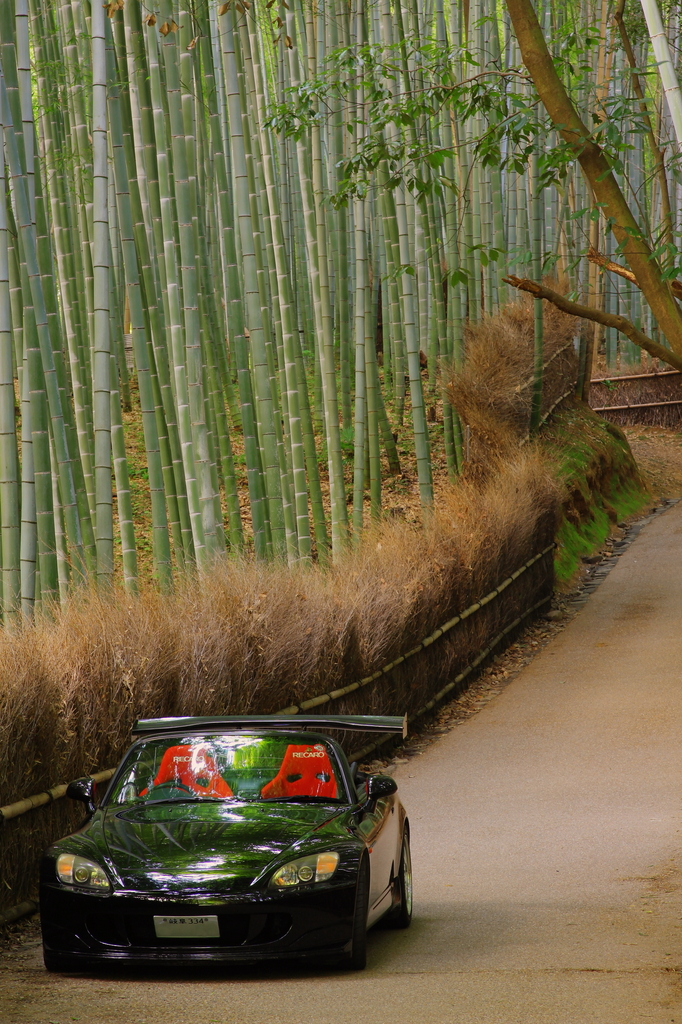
[153,915,220,939]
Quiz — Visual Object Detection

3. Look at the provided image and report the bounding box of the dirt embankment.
[542,398,649,585]
[545,411,682,589]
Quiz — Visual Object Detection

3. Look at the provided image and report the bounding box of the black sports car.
[40,715,412,971]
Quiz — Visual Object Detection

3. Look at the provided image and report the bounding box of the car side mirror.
[66,777,96,816]
[365,774,397,806]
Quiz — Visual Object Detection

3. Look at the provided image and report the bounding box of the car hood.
[92,801,350,895]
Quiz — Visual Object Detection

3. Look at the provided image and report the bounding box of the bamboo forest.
[0,0,680,614]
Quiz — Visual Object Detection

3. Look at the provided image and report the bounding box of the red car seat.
[260,744,338,800]
[151,744,233,798]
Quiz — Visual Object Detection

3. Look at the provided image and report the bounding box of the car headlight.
[56,853,110,891]
[269,851,340,888]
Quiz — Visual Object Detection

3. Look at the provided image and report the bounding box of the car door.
[357,792,400,925]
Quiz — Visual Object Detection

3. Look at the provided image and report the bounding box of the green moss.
[542,399,649,586]
[553,478,647,583]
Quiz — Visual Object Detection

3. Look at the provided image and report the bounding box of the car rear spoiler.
[132,714,407,739]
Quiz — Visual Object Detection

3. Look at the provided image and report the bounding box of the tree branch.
[503,275,682,373]
[587,247,682,299]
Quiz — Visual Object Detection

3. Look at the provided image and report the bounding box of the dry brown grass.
[448,287,578,454]
[0,449,557,909]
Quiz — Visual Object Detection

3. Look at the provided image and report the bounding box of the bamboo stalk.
[0,112,20,619]
[92,0,114,584]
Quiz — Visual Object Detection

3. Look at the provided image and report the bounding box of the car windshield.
[107,733,346,806]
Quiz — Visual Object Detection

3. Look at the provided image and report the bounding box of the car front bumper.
[40,882,357,967]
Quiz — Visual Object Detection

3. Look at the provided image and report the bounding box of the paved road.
[3,505,682,1024]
